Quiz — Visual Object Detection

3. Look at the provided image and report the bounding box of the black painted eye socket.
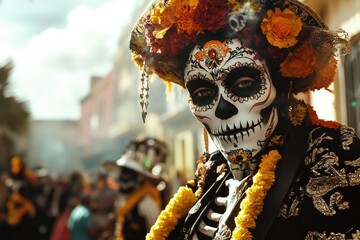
[224,66,262,98]
[186,78,218,106]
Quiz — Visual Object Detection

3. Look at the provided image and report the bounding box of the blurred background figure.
[33,165,56,240]
[0,155,36,239]
[89,173,118,239]
[67,193,96,240]
[0,171,10,234]
[103,136,168,240]
[50,171,90,240]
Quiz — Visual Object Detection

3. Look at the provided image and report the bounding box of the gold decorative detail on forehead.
[194,40,231,70]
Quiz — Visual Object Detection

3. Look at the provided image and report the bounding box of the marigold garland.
[146,186,197,240]
[232,150,282,240]
[145,150,282,240]
[144,105,340,239]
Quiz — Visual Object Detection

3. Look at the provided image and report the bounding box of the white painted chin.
[211,108,278,159]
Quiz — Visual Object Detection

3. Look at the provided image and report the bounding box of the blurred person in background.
[67,193,96,240]
[129,0,360,239]
[0,155,37,239]
[89,173,118,239]
[50,171,90,240]
[33,165,56,240]
[103,137,168,240]
[0,171,10,234]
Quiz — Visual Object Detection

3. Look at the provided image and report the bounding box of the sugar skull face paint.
[185,38,278,163]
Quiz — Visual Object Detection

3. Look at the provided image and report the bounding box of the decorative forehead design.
[194,40,231,69]
[186,38,266,81]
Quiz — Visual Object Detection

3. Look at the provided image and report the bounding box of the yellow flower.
[145,150,282,240]
[232,150,282,240]
[261,8,302,48]
[228,0,243,11]
[150,2,175,39]
[150,0,201,39]
[146,186,197,240]
[131,53,144,69]
[268,135,284,147]
[228,149,253,163]
[289,104,307,126]
[280,43,318,78]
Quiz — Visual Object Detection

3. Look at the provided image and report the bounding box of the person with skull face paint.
[1,156,37,240]
[129,0,360,239]
[103,137,168,240]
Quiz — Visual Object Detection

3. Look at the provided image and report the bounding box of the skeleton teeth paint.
[185,38,278,162]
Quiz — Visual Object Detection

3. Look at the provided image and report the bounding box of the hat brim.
[102,156,162,182]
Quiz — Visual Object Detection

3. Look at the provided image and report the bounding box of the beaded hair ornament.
[129,0,350,122]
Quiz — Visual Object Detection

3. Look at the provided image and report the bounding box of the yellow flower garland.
[232,150,282,240]
[146,186,197,240]
[146,150,282,240]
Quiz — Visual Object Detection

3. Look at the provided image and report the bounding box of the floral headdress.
[129,1,351,238]
[130,0,350,94]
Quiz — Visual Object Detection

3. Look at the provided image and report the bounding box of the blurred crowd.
[0,141,186,240]
[0,156,117,240]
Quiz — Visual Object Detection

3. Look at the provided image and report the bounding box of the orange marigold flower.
[261,8,302,48]
[150,3,175,39]
[174,0,202,35]
[150,0,201,39]
[309,56,337,91]
[280,43,318,78]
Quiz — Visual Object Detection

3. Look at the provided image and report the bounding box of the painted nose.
[215,95,238,119]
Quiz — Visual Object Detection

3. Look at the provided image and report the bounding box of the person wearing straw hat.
[129,0,360,239]
[103,137,168,240]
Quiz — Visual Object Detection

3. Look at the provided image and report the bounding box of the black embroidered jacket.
[168,117,360,239]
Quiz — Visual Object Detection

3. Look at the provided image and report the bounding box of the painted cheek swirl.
[249,80,272,112]
[265,109,276,138]
[195,115,210,120]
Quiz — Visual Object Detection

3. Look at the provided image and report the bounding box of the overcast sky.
[0,0,136,120]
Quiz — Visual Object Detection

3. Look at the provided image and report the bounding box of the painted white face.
[185,38,278,163]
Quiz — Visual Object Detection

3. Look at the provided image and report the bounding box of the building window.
[344,37,360,136]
